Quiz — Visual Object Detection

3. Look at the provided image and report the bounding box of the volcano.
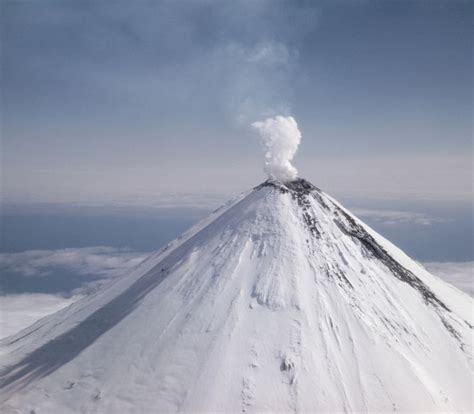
[1,179,472,413]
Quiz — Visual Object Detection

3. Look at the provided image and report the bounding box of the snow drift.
[1,178,472,413]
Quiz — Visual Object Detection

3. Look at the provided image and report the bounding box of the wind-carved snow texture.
[1,178,473,413]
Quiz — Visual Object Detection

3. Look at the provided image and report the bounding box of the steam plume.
[252,115,301,182]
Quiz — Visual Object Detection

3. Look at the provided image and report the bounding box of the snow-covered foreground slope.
[1,179,472,413]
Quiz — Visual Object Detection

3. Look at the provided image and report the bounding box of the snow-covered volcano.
[1,179,472,413]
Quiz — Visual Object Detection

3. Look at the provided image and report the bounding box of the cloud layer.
[352,208,447,226]
[0,247,471,340]
[0,247,148,296]
[0,247,147,278]
[1,247,471,298]
[0,293,79,339]
[423,261,473,296]
[0,247,148,338]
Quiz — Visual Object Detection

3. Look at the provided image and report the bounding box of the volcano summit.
[1,178,472,413]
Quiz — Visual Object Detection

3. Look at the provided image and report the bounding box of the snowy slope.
[1,179,472,413]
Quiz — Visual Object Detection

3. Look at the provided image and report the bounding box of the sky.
[1,1,472,337]
[1,0,472,204]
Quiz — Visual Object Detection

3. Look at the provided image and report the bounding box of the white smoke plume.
[252,115,301,182]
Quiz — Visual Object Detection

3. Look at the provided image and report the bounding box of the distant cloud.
[352,208,447,226]
[0,247,471,340]
[0,247,149,338]
[225,41,293,66]
[1,247,471,298]
[423,262,473,296]
[0,293,79,339]
[0,247,149,296]
[0,247,147,278]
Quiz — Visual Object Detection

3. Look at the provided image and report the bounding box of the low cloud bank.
[352,208,447,226]
[0,247,471,340]
[0,246,147,278]
[0,247,150,338]
[0,247,149,296]
[0,293,79,339]
[423,261,473,296]
[1,248,471,297]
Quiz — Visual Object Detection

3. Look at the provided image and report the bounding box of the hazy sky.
[2,0,472,204]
